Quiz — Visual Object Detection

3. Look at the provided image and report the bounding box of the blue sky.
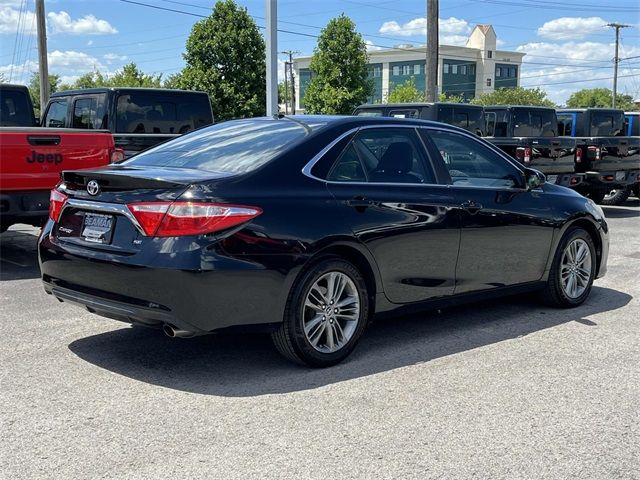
[1,0,639,104]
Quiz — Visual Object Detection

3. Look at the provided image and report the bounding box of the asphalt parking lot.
[1,200,639,480]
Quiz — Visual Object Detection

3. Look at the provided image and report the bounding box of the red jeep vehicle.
[1,84,120,231]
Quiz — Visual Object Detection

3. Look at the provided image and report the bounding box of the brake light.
[49,189,68,222]
[110,148,125,163]
[127,202,262,237]
[588,146,601,160]
[515,147,531,164]
[575,147,582,163]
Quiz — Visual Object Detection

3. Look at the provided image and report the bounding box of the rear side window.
[0,89,33,126]
[485,112,496,136]
[558,113,573,136]
[326,128,434,184]
[354,109,383,117]
[116,93,211,134]
[72,95,107,129]
[43,98,68,127]
[124,119,309,174]
[389,109,419,118]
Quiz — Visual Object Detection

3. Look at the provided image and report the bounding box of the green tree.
[304,14,372,114]
[169,0,265,121]
[386,77,424,103]
[109,63,162,87]
[28,73,61,117]
[439,92,464,103]
[470,87,555,107]
[565,87,635,110]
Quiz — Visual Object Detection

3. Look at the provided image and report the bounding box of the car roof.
[355,102,483,109]
[557,108,625,113]
[484,105,555,110]
[50,87,208,97]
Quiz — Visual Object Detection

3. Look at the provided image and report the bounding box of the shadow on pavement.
[601,202,639,219]
[68,286,632,397]
[0,226,41,281]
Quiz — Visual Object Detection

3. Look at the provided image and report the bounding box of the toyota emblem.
[86,180,100,196]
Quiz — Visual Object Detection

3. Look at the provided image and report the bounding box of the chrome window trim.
[60,198,146,235]
[300,123,528,191]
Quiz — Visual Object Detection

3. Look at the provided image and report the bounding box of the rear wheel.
[541,227,596,308]
[271,258,370,367]
[601,186,632,206]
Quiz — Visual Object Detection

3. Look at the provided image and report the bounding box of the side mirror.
[525,168,545,190]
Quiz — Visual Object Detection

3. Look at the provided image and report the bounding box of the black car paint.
[39,116,608,336]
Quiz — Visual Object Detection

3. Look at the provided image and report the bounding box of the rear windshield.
[124,119,312,174]
[513,108,556,136]
[0,89,34,126]
[116,93,212,134]
[354,109,383,117]
[590,111,624,136]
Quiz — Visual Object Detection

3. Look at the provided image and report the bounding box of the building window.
[402,65,411,75]
[487,50,493,58]
[487,78,492,87]
[373,66,381,77]
[469,64,475,75]
[414,64,421,75]
[511,67,517,78]
[443,63,450,74]
[451,64,458,74]
[392,66,400,76]
[496,67,502,77]
[460,65,467,75]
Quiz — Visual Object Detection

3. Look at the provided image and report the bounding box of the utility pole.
[265,0,278,116]
[283,63,289,114]
[607,23,630,108]
[35,0,49,114]
[280,50,299,114]
[425,0,439,102]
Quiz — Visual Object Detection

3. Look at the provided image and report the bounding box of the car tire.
[271,258,370,367]
[633,183,639,198]
[601,186,632,206]
[586,189,606,204]
[541,227,596,308]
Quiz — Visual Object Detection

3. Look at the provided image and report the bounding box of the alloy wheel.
[560,238,592,299]
[302,271,360,353]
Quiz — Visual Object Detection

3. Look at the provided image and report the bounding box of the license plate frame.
[81,212,115,244]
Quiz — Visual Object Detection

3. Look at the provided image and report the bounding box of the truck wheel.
[586,189,606,204]
[633,184,640,198]
[271,258,370,367]
[541,227,596,308]
[601,186,632,206]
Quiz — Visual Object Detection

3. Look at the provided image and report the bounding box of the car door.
[324,126,460,304]
[422,128,555,295]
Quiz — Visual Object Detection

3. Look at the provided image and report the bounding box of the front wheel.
[541,227,596,308]
[601,186,632,206]
[271,258,370,367]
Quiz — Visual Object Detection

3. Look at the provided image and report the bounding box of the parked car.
[353,102,486,136]
[557,108,640,204]
[41,87,213,157]
[483,105,583,189]
[1,84,120,231]
[0,83,38,127]
[624,112,640,199]
[39,116,609,367]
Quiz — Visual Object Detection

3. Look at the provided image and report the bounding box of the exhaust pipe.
[163,324,196,339]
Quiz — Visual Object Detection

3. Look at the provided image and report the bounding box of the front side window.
[428,130,521,189]
[326,128,434,184]
[44,98,68,127]
[72,95,107,129]
[485,112,497,137]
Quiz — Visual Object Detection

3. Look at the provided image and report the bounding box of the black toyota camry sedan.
[39,115,609,367]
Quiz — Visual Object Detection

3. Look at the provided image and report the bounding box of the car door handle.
[460,200,483,214]
[348,196,373,211]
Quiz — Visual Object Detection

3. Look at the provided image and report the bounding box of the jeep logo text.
[26,151,63,165]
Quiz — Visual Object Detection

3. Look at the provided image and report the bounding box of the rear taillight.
[49,189,68,222]
[110,148,125,163]
[588,145,601,160]
[127,202,262,237]
[515,147,531,164]
[575,147,582,163]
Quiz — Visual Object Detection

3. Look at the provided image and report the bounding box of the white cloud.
[537,17,606,40]
[47,11,117,35]
[0,5,36,34]
[103,53,127,64]
[516,40,640,104]
[365,40,383,51]
[379,16,471,38]
[48,50,106,70]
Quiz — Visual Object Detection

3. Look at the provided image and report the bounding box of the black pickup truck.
[483,105,582,188]
[0,83,38,127]
[557,108,640,204]
[353,102,486,136]
[41,87,214,157]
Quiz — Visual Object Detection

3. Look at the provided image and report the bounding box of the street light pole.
[425,0,439,102]
[265,0,278,116]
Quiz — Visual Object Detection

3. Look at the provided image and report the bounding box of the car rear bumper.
[39,224,305,333]
[583,169,640,189]
[0,190,49,226]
